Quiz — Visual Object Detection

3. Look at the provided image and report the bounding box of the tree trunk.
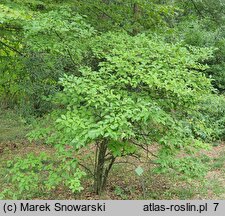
[94,140,116,195]
[133,2,140,35]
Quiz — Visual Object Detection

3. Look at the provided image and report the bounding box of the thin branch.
[0,40,24,56]
[190,0,204,18]
[132,140,158,158]
[78,162,94,177]
[53,30,77,67]
[114,161,137,167]
[91,5,133,34]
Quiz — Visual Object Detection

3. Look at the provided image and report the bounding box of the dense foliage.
[0,151,85,199]
[0,0,225,197]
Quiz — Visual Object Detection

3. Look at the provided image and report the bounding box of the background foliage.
[0,0,225,198]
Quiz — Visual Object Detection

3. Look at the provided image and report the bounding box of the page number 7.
[213,203,219,211]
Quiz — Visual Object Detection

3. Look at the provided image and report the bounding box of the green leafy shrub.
[0,150,85,199]
[30,32,215,194]
[197,95,225,141]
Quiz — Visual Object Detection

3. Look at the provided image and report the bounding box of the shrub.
[30,32,215,194]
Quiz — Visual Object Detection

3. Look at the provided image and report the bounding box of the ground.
[0,109,224,199]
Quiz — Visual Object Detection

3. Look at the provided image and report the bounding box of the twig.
[132,140,158,158]
[78,162,94,176]
[0,40,24,56]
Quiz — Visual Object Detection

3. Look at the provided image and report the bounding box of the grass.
[0,109,30,142]
[211,153,225,170]
[0,109,225,200]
